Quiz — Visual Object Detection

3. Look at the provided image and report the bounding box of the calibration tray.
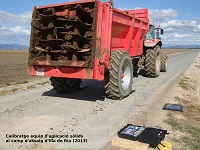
[118,124,168,146]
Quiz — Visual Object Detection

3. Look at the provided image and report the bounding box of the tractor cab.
[145,25,164,40]
[144,25,164,48]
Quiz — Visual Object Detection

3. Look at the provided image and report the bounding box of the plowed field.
[0,50,46,87]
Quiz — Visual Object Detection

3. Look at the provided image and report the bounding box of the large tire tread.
[160,52,168,72]
[145,45,161,77]
[105,50,133,99]
[50,77,81,94]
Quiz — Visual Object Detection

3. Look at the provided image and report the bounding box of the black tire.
[160,52,168,72]
[105,50,133,99]
[145,45,161,77]
[50,77,81,94]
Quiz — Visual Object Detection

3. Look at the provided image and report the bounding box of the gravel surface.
[0,50,199,150]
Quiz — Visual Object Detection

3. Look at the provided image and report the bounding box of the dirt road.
[0,50,199,150]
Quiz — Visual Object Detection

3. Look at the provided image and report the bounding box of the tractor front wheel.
[50,77,81,94]
[105,50,133,99]
[145,45,161,77]
[160,51,168,72]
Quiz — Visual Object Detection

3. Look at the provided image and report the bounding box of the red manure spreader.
[28,0,168,99]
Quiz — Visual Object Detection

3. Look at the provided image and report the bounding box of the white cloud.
[9,26,30,35]
[172,33,191,38]
[0,25,30,45]
[148,9,200,46]
[198,25,200,29]
[147,8,200,45]
[161,20,200,33]
[162,32,200,46]
[0,10,31,26]
[0,10,31,45]
[149,8,178,25]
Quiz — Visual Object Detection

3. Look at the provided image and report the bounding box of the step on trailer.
[28,0,168,99]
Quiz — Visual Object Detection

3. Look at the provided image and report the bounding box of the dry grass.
[165,76,200,150]
[0,88,19,96]
[179,79,189,89]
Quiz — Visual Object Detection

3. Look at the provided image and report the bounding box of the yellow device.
[157,141,172,150]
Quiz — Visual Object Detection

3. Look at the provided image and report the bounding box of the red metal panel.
[111,9,131,51]
[28,66,93,79]
[93,1,104,80]
[93,1,113,80]
[125,9,149,22]
[110,8,149,57]
[124,18,135,54]
[131,20,142,56]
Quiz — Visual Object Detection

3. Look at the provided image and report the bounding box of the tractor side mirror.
[161,29,164,34]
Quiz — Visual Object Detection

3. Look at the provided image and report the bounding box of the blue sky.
[0,0,200,47]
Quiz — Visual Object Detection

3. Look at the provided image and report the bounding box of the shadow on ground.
[42,80,106,102]
[138,68,147,77]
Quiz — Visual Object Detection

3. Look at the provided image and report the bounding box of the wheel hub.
[121,61,131,91]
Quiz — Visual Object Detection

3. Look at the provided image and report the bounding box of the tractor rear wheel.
[105,50,133,99]
[160,51,168,72]
[145,45,161,77]
[50,77,81,94]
